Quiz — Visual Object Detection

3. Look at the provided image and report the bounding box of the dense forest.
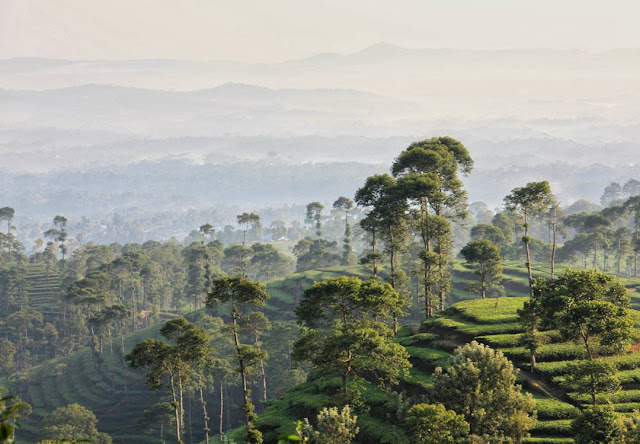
[5,137,640,444]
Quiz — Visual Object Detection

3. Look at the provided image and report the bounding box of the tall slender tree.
[0,207,15,235]
[206,277,269,444]
[505,181,553,371]
[236,213,260,278]
[392,137,473,317]
[333,197,356,265]
[305,202,324,238]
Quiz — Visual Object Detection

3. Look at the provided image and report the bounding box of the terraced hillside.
[14,322,173,443]
[263,264,396,320]
[423,298,640,442]
[25,263,62,318]
[13,262,640,443]
[249,297,640,444]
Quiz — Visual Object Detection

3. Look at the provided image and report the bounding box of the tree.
[41,404,112,444]
[333,197,356,265]
[404,403,469,444]
[237,213,260,277]
[295,276,404,330]
[0,341,16,377]
[305,202,324,238]
[460,240,504,299]
[623,179,640,198]
[199,223,215,241]
[546,200,564,280]
[309,322,411,400]
[294,277,410,402]
[239,312,271,404]
[572,405,623,444]
[126,319,211,443]
[0,208,14,235]
[601,182,623,206]
[470,223,507,250]
[624,196,640,276]
[292,238,342,273]
[392,137,473,317]
[355,174,410,292]
[562,360,620,406]
[504,181,553,370]
[492,212,516,248]
[504,181,554,296]
[206,277,269,444]
[539,269,632,361]
[304,405,359,444]
[612,227,633,275]
[0,394,31,444]
[138,402,175,443]
[263,322,307,398]
[249,243,294,282]
[431,341,536,441]
[583,214,611,270]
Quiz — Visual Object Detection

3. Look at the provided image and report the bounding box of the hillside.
[11,261,640,443]
[13,322,172,443]
[25,263,62,318]
[250,297,640,444]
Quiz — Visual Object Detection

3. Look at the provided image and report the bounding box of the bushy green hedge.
[538,353,640,377]
[532,419,573,436]
[427,316,524,336]
[502,343,587,362]
[523,438,574,444]
[534,398,580,420]
[396,332,437,347]
[449,297,526,324]
[479,331,563,348]
[570,389,640,404]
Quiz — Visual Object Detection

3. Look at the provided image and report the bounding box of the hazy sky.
[2,0,640,61]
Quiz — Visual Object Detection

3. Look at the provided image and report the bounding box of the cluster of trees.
[6,138,640,444]
[0,213,296,377]
[282,339,536,444]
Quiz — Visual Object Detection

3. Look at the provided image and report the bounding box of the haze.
[1,0,640,239]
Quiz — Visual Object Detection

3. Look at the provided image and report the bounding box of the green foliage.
[404,403,469,444]
[41,403,112,444]
[295,276,403,329]
[431,341,536,441]
[0,394,31,444]
[460,239,504,298]
[571,405,624,444]
[561,360,620,405]
[300,405,359,444]
[538,269,633,359]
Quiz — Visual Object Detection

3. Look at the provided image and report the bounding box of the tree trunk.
[178,373,185,441]
[232,308,253,432]
[551,206,558,280]
[524,210,538,372]
[168,370,182,443]
[219,381,224,438]
[371,226,378,277]
[198,376,210,444]
[255,335,268,404]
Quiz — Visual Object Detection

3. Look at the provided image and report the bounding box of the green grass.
[450,296,526,324]
[25,263,62,317]
[12,320,178,443]
[534,398,580,420]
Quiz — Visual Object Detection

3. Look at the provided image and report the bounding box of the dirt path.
[435,328,574,404]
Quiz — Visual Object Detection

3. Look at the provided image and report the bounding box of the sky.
[2,0,640,62]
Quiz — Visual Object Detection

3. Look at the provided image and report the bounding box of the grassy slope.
[26,263,62,318]
[250,265,640,444]
[14,261,640,443]
[245,297,582,444]
[15,322,169,443]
